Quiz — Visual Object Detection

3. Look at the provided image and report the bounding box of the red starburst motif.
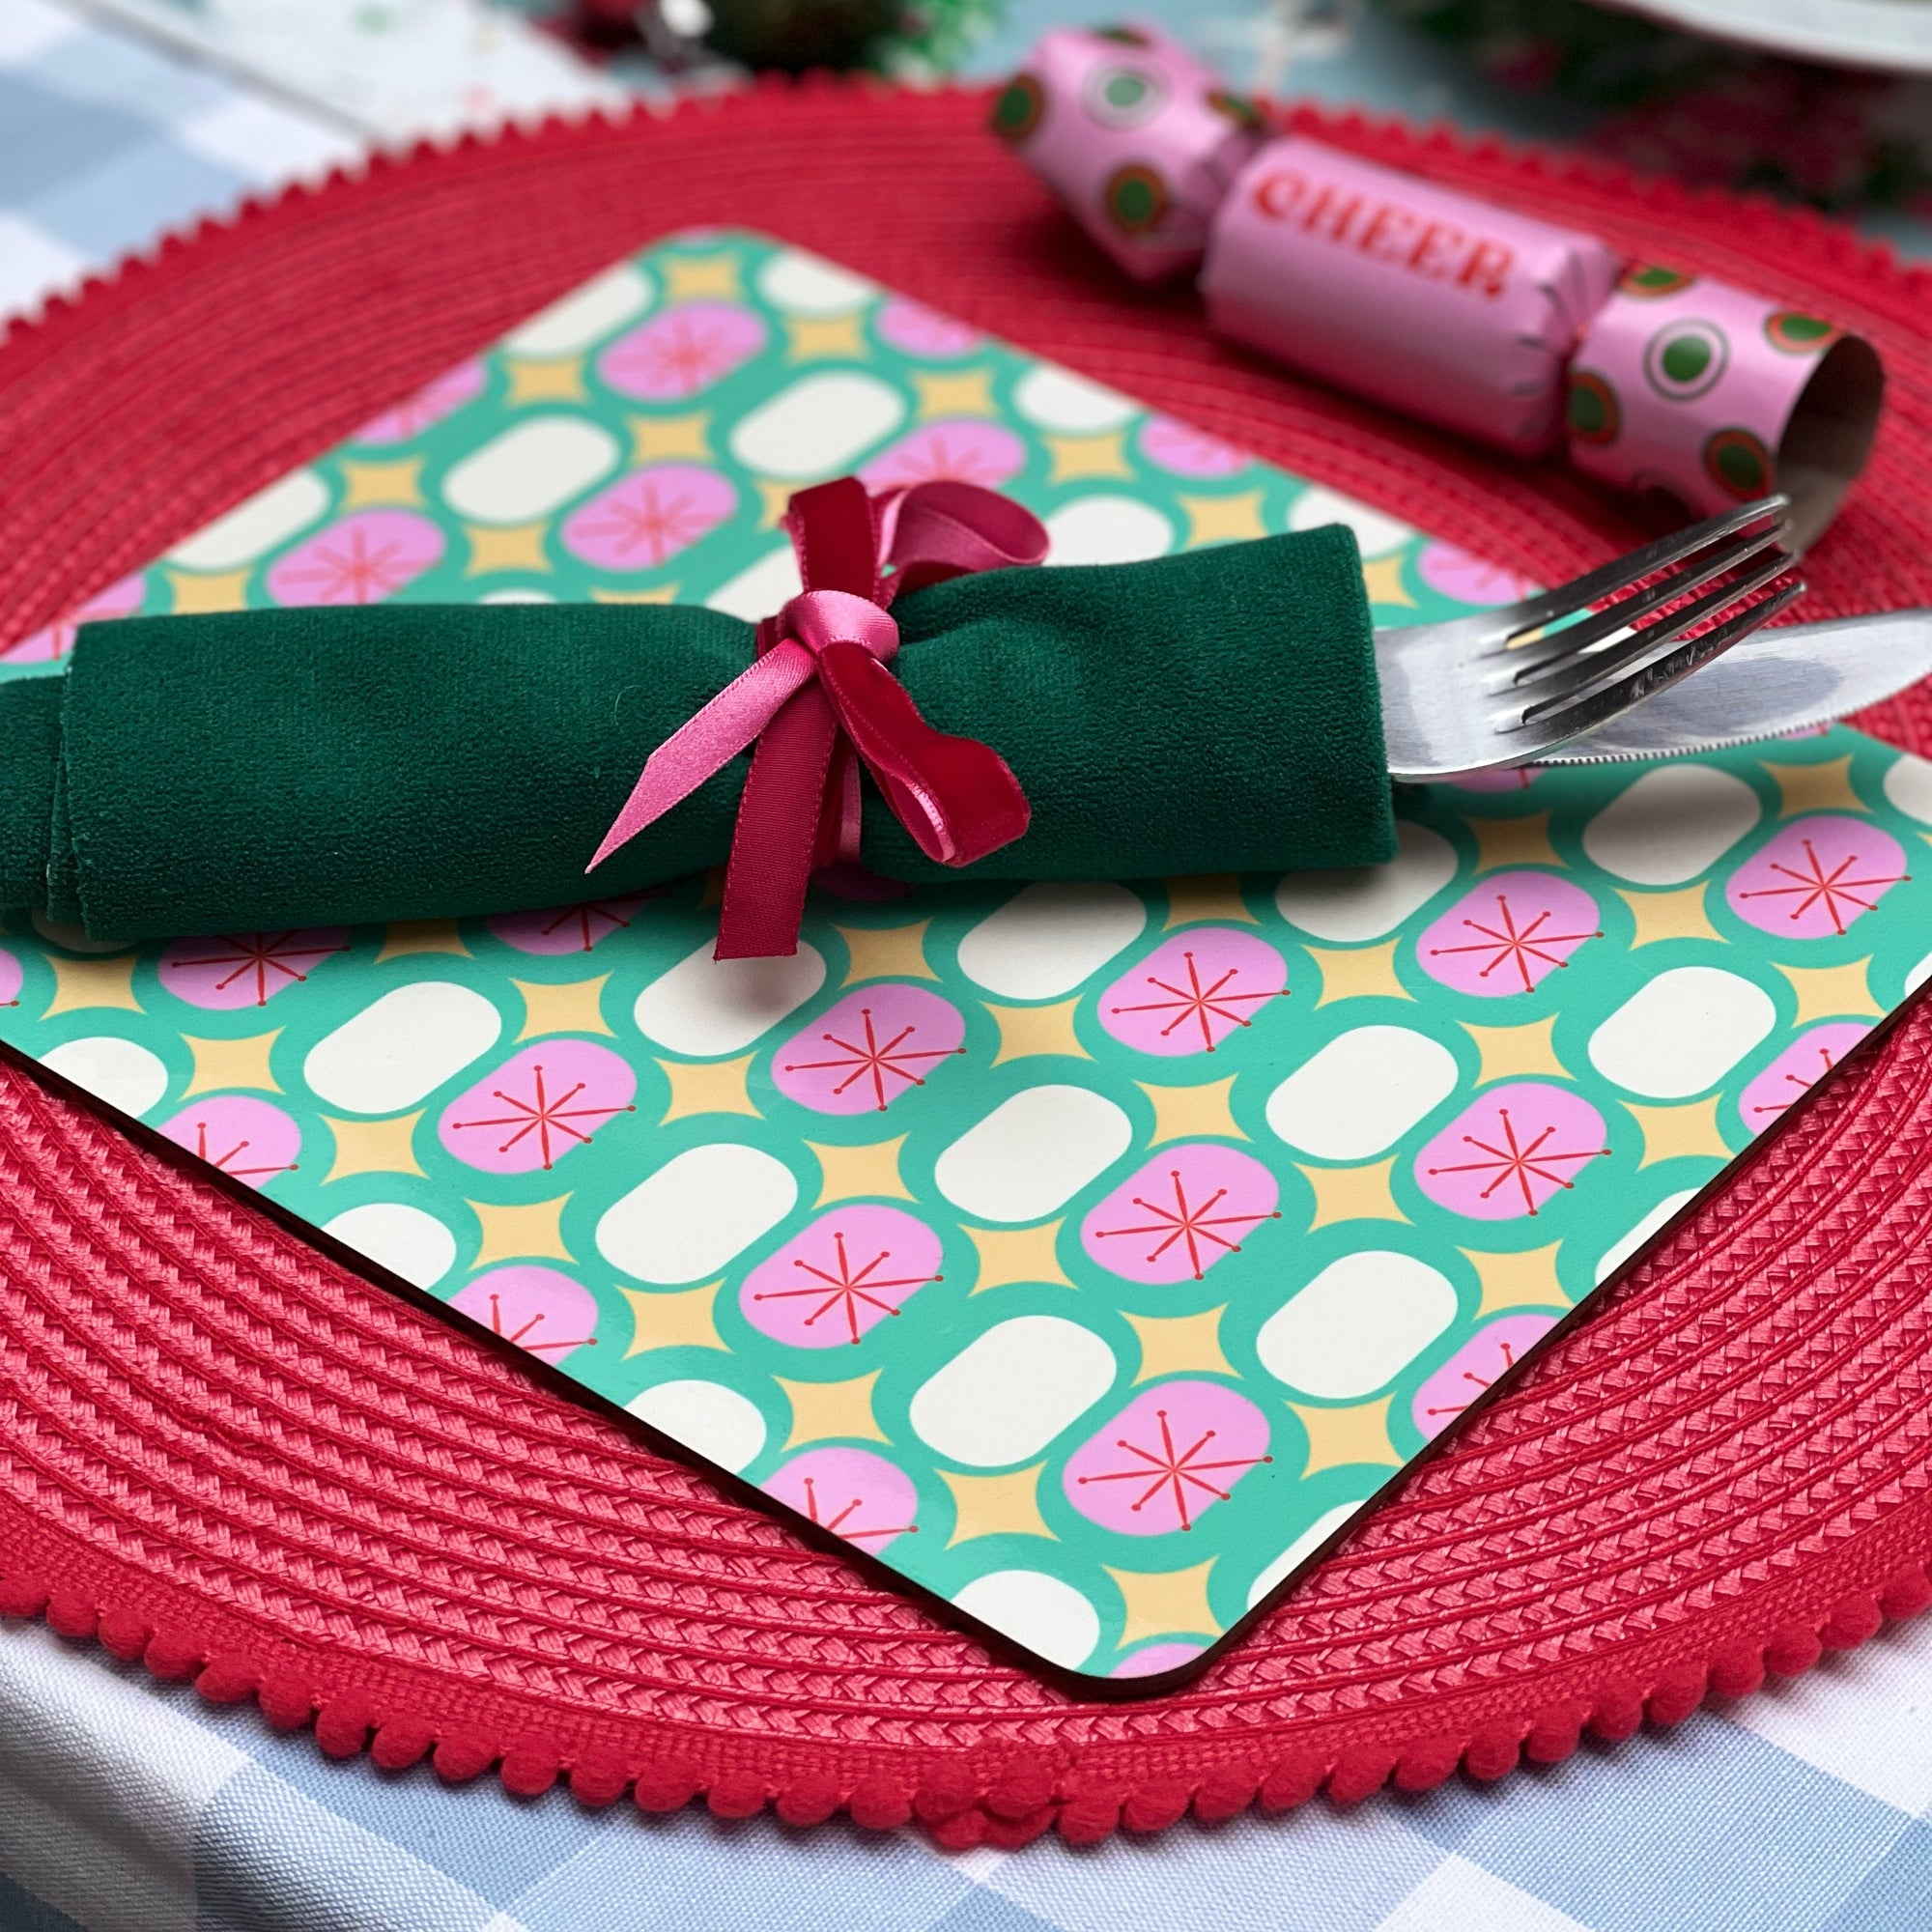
[165,930,350,1007]
[1426,891,1602,994]
[568,480,719,566]
[799,1474,918,1543]
[1088,1167,1282,1281]
[542,899,648,951]
[628,316,741,391]
[1754,1046,1839,1119]
[273,527,423,603]
[1108,950,1285,1053]
[478,1291,597,1354]
[190,1120,298,1183]
[781,1007,965,1112]
[444,1062,637,1169]
[1423,1342,1519,1421]
[1073,1408,1272,1532]
[1735,837,1909,936]
[1425,1106,1610,1216]
[751,1227,942,1346]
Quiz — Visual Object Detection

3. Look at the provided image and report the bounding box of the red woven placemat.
[5,82,1932,1850]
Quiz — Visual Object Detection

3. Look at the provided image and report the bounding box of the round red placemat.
[5,82,1932,1850]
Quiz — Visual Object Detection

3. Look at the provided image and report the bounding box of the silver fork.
[1377,497,1804,782]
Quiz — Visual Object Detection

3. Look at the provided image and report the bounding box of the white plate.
[1606,0,1932,71]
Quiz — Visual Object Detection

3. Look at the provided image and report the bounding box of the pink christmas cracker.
[993,24,1883,541]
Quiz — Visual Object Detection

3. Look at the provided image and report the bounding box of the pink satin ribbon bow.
[587,475,1047,959]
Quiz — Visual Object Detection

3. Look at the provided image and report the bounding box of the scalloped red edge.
[5,73,1932,1845]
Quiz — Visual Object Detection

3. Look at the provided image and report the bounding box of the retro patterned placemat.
[4,228,1931,1688]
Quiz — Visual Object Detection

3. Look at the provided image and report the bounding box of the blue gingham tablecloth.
[10,2,1932,1927]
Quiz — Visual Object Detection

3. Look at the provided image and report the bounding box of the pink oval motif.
[349,357,487,444]
[449,1264,599,1365]
[1137,415,1248,478]
[0,950,20,1008]
[1738,1020,1873,1138]
[596,302,768,401]
[1416,541,1540,608]
[266,509,445,607]
[1411,1313,1558,1440]
[1417,871,1602,997]
[859,419,1026,492]
[1112,1641,1207,1678]
[3,571,148,665]
[158,1095,301,1190]
[874,298,981,359]
[1453,767,1540,794]
[771,983,965,1116]
[158,928,351,1009]
[1414,1083,1610,1221]
[559,464,737,572]
[1099,927,1287,1057]
[1726,814,1909,940]
[439,1040,637,1175]
[1081,1144,1281,1286]
[740,1206,942,1349]
[486,896,654,954]
[764,1446,918,1552]
[1065,1381,1271,1536]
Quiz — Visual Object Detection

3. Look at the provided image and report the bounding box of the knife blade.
[1535,610,1932,764]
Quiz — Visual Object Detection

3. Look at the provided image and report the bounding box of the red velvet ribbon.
[587,476,1046,958]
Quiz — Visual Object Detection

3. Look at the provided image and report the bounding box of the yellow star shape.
[1618,884,1721,948]
[1043,431,1134,483]
[1137,1075,1245,1146]
[1626,1096,1731,1168]
[1460,1015,1567,1085]
[468,1193,573,1265]
[986,998,1090,1065]
[166,568,251,615]
[1161,875,1257,928]
[1777,957,1881,1025]
[656,1052,760,1123]
[336,457,424,508]
[1105,1558,1220,1648]
[42,952,140,1016]
[1764,755,1866,818]
[776,1370,889,1447]
[502,356,586,406]
[836,920,936,985]
[786,313,867,361]
[463,523,553,577]
[941,1463,1055,1546]
[911,368,998,419]
[621,1280,726,1356]
[963,1219,1074,1293]
[1307,938,1411,1006]
[807,1135,916,1205]
[1295,1158,1406,1230]
[753,476,796,530]
[1289,1395,1401,1477]
[1361,554,1417,610]
[321,1110,423,1181]
[1465,811,1563,873]
[375,920,470,962]
[1125,1305,1235,1382]
[628,412,713,465]
[1460,1242,1569,1317]
[1179,490,1269,550]
[182,1030,281,1096]
[514,975,612,1040]
[661,253,742,301]
[590,583,680,604]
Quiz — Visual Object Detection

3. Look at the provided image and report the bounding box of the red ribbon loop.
[587,475,1044,959]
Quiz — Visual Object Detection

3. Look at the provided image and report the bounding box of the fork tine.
[1514,574,1805,750]
[1516,541,1798,717]
[1476,495,1788,647]
[1503,523,1790,684]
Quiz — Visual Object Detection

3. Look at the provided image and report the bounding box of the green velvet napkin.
[0,526,1390,940]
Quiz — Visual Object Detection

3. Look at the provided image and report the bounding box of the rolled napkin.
[993,25,1884,548]
[0,522,1390,945]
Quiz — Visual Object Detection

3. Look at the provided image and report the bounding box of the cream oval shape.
[909,1314,1116,1467]
[1587,965,1776,1099]
[1883,753,1932,825]
[626,1378,767,1474]
[633,939,826,1057]
[1256,1250,1459,1400]
[1580,763,1761,886]
[440,415,620,525]
[703,544,802,622]
[166,469,329,570]
[502,263,654,357]
[954,880,1147,1001]
[1274,821,1458,942]
[595,1142,797,1284]
[755,248,877,316]
[1043,496,1173,565]
[40,1037,169,1119]
[1265,1025,1460,1160]
[727,373,906,481]
[952,1569,1101,1671]
[932,1085,1133,1223]
[322,1202,457,1289]
[1012,367,1139,433]
[302,981,501,1115]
